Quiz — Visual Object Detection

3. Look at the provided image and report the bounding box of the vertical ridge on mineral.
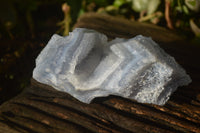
[33,28,191,105]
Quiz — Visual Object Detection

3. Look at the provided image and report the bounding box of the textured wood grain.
[0,13,200,133]
[74,13,183,43]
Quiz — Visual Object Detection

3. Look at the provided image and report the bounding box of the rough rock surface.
[33,28,191,105]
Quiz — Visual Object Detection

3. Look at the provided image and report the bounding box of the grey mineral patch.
[33,28,191,105]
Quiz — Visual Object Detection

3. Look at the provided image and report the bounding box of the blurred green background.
[0,0,199,104]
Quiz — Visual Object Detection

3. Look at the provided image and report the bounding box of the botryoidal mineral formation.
[33,28,191,105]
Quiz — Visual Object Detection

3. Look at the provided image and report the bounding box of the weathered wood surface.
[0,13,200,133]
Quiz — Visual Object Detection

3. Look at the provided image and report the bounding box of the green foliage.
[72,0,199,38]
[131,0,161,14]
[0,0,199,39]
[66,0,82,25]
[111,0,161,15]
[113,0,129,8]
[185,0,200,11]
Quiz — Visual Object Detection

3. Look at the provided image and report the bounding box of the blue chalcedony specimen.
[33,28,191,105]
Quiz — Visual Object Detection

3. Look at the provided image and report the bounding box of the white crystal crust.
[33,28,191,105]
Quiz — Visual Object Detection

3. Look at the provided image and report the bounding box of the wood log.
[0,13,200,133]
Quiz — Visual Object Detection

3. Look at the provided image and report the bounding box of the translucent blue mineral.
[33,28,191,105]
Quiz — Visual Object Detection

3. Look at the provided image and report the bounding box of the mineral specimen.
[33,28,191,105]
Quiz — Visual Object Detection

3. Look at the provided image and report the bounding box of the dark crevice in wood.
[15,116,82,133]
[27,97,134,133]
[119,91,200,122]
[103,96,200,129]
[98,103,184,133]
[26,96,147,132]
[172,91,200,106]
[12,102,94,133]
[28,86,71,99]
[2,111,16,118]
[145,98,199,124]
[1,115,55,133]
[170,94,200,109]
[20,116,54,129]
[165,102,200,121]
[123,101,199,131]
[0,117,37,133]
[25,92,56,99]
